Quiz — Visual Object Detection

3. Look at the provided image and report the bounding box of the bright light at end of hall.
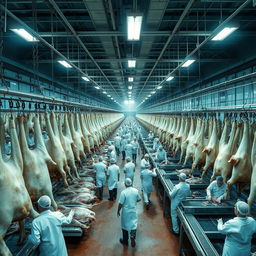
[124,100,135,105]
[182,59,195,68]
[58,60,72,68]
[127,15,143,41]
[212,27,238,41]
[128,77,134,82]
[82,76,90,81]
[166,76,174,81]
[128,60,136,68]
[11,28,38,42]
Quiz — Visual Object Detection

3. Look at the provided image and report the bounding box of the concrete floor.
[67,150,179,256]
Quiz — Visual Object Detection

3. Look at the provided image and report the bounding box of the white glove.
[217,218,223,224]
[69,210,75,219]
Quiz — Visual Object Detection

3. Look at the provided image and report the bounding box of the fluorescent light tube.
[103,91,107,94]
[127,15,143,41]
[107,95,111,97]
[128,77,134,82]
[82,76,90,81]
[58,60,72,68]
[166,76,174,81]
[212,27,238,41]
[94,86,100,89]
[128,86,133,90]
[181,60,195,67]
[157,86,162,89]
[128,60,136,68]
[11,28,38,42]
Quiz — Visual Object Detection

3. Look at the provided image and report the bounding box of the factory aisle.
[67,149,179,256]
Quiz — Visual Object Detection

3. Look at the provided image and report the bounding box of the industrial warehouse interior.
[0,0,256,255]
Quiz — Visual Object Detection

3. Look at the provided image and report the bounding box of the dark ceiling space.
[1,0,256,110]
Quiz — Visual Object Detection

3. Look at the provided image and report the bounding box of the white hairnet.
[178,173,187,181]
[38,195,51,209]
[235,201,249,216]
[125,178,132,187]
[126,157,131,162]
[110,158,116,164]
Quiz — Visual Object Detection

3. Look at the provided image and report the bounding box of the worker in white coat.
[217,201,256,256]
[169,173,191,235]
[148,131,154,140]
[108,148,117,163]
[141,154,150,171]
[153,137,161,151]
[28,195,74,256]
[155,146,167,164]
[120,135,127,160]
[131,137,139,163]
[93,156,107,200]
[125,140,133,160]
[206,176,227,203]
[114,133,122,156]
[118,178,141,247]
[107,158,120,201]
[141,163,157,210]
[123,157,135,183]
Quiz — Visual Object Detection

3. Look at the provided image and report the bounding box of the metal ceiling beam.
[0,5,121,106]
[137,0,195,98]
[31,58,227,63]
[38,30,211,37]
[46,0,120,98]
[138,0,253,108]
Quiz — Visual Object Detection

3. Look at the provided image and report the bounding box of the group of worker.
[26,123,256,255]
[148,130,256,256]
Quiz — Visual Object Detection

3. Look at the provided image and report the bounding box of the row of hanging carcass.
[0,111,124,256]
[136,113,256,209]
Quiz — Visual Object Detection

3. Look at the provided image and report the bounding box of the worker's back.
[121,187,140,209]
[31,210,68,256]
[221,216,256,255]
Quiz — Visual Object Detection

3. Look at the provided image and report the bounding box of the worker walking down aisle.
[67,125,179,256]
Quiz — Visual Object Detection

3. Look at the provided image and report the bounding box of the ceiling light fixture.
[128,60,136,68]
[166,75,174,81]
[11,28,38,42]
[128,77,134,82]
[58,60,72,68]
[127,14,143,41]
[103,91,107,94]
[94,86,100,89]
[181,59,195,67]
[82,76,90,81]
[157,86,162,89]
[128,86,133,90]
[151,91,156,94]
[107,95,111,97]
[212,27,238,41]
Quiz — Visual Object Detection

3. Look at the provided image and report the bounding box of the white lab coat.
[218,217,256,256]
[169,182,191,233]
[156,149,167,162]
[107,164,120,190]
[29,210,72,256]
[114,136,121,149]
[119,187,141,231]
[206,180,227,201]
[132,141,139,154]
[140,158,149,171]
[124,162,135,181]
[148,132,154,140]
[93,162,107,187]
[110,150,117,162]
[125,143,133,159]
[141,169,157,193]
[153,141,161,151]
[120,138,127,152]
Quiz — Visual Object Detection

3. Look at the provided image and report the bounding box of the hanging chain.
[32,0,40,93]
[0,0,6,88]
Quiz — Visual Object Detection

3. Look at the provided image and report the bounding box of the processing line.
[137,122,256,256]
